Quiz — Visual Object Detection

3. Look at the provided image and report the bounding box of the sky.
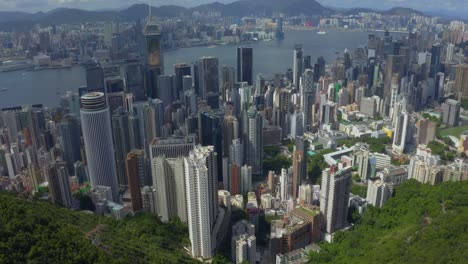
[0,0,466,18]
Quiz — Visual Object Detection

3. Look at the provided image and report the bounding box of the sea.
[0,29,406,108]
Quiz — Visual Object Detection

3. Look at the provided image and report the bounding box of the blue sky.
[0,0,466,18]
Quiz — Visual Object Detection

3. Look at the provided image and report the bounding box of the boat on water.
[317,31,326,35]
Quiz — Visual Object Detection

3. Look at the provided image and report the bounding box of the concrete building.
[197,57,219,100]
[320,165,352,240]
[293,45,303,88]
[444,159,468,182]
[231,220,256,264]
[408,145,443,185]
[45,161,73,208]
[392,111,411,154]
[441,99,461,127]
[292,138,308,200]
[111,108,131,186]
[152,157,187,222]
[455,65,468,97]
[301,69,316,132]
[270,206,322,257]
[245,107,263,175]
[126,150,146,212]
[366,178,392,208]
[184,146,219,259]
[416,119,437,145]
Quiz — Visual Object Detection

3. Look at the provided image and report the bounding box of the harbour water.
[0,29,405,108]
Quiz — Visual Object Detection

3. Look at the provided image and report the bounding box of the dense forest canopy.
[0,192,198,264]
[308,180,468,264]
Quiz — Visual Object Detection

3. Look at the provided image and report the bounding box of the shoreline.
[285,26,409,34]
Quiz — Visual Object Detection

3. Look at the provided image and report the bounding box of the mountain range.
[0,0,424,30]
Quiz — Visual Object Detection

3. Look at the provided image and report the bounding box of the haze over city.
[0,0,467,18]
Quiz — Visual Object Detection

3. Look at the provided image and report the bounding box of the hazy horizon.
[0,0,466,19]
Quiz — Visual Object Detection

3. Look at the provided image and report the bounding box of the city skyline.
[0,1,467,263]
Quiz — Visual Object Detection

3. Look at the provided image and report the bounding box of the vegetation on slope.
[308,180,468,264]
[0,192,198,264]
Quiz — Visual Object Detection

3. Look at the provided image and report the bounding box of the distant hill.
[0,0,427,30]
[0,11,46,23]
[192,0,330,16]
[383,7,424,16]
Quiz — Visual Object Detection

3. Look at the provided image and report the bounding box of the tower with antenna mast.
[144,0,164,99]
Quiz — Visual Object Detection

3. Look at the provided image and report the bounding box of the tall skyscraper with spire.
[144,1,164,99]
[80,92,119,201]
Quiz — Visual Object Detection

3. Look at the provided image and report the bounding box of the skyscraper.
[384,55,406,114]
[292,137,308,200]
[293,45,304,88]
[429,44,441,78]
[441,99,461,127]
[392,111,410,154]
[112,108,131,186]
[124,62,146,101]
[245,107,263,175]
[197,57,219,100]
[45,161,73,208]
[199,110,224,181]
[145,21,163,72]
[144,18,164,100]
[80,92,119,201]
[58,115,81,175]
[86,63,105,93]
[152,156,187,222]
[320,165,352,239]
[224,115,239,158]
[126,150,145,212]
[156,75,174,107]
[222,66,235,102]
[175,63,191,100]
[301,69,316,132]
[455,65,468,97]
[184,145,219,259]
[237,47,253,85]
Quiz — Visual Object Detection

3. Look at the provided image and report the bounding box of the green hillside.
[0,192,198,264]
[308,180,468,264]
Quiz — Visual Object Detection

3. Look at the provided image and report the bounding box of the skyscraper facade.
[246,107,263,175]
[80,92,119,201]
[45,161,73,208]
[197,57,219,100]
[293,45,304,88]
[174,63,191,100]
[320,165,352,237]
[301,69,316,132]
[184,145,219,259]
[237,47,253,85]
[58,115,81,175]
[126,150,145,212]
[111,109,131,186]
